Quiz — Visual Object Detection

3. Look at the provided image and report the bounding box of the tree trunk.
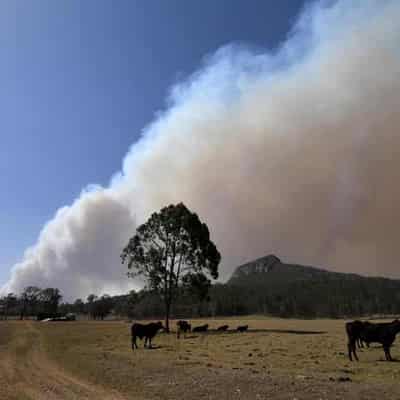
[198,302,202,317]
[20,300,27,320]
[165,301,171,333]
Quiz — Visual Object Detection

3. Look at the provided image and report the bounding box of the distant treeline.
[0,287,62,320]
[65,278,400,319]
[210,280,400,318]
[2,280,400,321]
[124,278,400,319]
[0,287,126,320]
[2,258,400,320]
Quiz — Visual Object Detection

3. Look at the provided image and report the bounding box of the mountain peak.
[227,255,333,287]
[230,254,282,279]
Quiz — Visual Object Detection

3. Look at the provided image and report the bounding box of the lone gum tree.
[121,202,221,332]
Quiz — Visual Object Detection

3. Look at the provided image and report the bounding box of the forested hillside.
[219,255,400,317]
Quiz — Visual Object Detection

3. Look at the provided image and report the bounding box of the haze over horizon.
[2,0,400,300]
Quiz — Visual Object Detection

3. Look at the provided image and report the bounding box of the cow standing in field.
[346,319,400,361]
[217,325,229,332]
[131,321,163,350]
[176,320,191,338]
[237,325,248,332]
[346,320,368,360]
[192,324,209,333]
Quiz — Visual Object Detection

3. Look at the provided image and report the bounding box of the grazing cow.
[176,320,191,338]
[237,325,248,332]
[217,325,229,332]
[131,321,163,350]
[346,319,400,361]
[192,324,209,333]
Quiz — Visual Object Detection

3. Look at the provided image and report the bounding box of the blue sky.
[1,0,306,286]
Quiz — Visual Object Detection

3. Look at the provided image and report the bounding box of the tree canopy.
[121,202,221,330]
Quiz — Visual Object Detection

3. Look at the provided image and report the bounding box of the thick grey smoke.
[3,0,400,299]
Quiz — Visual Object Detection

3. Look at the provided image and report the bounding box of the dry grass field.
[1,317,400,399]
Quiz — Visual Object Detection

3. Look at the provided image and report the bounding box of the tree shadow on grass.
[251,328,327,335]
[170,329,327,338]
[205,328,327,335]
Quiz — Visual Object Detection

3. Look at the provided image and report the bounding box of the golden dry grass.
[1,317,400,399]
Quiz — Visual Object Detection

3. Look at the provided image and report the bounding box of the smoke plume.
[3,0,400,299]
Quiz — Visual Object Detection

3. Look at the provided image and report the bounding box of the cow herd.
[131,320,248,350]
[177,321,248,335]
[131,318,400,362]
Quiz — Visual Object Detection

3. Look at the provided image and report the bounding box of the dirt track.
[0,322,125,400]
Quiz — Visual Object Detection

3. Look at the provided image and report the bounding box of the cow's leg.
[148,337,152,349]
[349,339,358,361]
[384,346,392,361]
[383,346,389,361]
[348,340,353,361]
[353,341,359,361]
[144,336,148,348]
[132,335,137,350]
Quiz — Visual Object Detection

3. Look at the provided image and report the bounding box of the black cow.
[346,319,400,361]
[131,321,163,350]
[237,325,248,332]
[346,320,372,351]
[346,320,367,360]
[176,320,191,338]
[217,325,229,331]
[192,324,209,333]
